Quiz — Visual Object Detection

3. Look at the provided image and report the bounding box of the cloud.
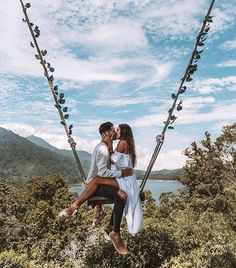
[192,76,236,94]
[130,99,236,128]
[217,60,236,67]
[72,18,148,53]
[220,39,236,50]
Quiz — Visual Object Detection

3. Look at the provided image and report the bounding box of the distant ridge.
[0,127,90,184]
[27,135,91,161]
[0,127,183,184]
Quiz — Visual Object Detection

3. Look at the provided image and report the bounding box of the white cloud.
[217,60,236,67]
[192,76,236,94]
[72,18,148,53]
[130,99,236,128]
[221,39,236,50]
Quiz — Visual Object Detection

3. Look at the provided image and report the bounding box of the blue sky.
[0,0,235,170]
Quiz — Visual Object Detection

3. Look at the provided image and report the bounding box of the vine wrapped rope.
[19,0,87,186]
[140,0,216,192]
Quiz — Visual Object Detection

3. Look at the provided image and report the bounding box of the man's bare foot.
[117,189,127,201]
[109,231,128,255]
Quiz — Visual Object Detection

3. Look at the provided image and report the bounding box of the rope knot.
[156,134,164,143]
[68,137,77,147]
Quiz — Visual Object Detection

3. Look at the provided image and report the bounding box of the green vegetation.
[0,124,235,267]
[0,127,181,186]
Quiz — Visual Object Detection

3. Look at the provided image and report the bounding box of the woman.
[58,124,143,236]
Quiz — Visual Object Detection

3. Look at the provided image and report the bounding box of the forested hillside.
[0,127,183,184]
[0,128,90,184]
[0,124,235,267]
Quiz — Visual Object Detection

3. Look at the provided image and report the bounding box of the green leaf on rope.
[59,99,65,104]
[34,26,39,32]
[49,75,54,82]
[59,93,64,99]
[22,18,26,23]
[49,67,55,72]
[35,32,40,38]
[69,124,73,129]
[171,93,176,99]
[30,41,34,48]
[41,50,47,56]
[25,3,31,8]
[168,108,173,113]
[60,121,66,126]
[168,126,174,130]
[200,37,207,42]
[54,104,61,109]
[35,54,40,60]
[47,62,51,67]
[186,76,193,82]
[63,107,68,112]
[179,88,186,94]
[64,114,69,120]
[69,129,72,135]
[170,115,177,121]
[205,26,210,32]
[177,105,183,111]
[198,41,204,46]
[54,85,58,91]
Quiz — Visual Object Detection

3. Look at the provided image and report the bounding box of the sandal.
[58,208,77,219]
[92,208,106,228]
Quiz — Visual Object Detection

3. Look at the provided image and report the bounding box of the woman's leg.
[65,176,125,215]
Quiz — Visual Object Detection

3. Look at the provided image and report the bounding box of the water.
[70,180,182,205]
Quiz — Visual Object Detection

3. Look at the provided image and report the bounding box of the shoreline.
[69,179,181,188]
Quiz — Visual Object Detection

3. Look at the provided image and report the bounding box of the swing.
[19,0,215,206]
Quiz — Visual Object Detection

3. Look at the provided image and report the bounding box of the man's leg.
[94,185,128,255]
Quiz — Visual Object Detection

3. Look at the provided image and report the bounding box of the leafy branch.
[20,0,86,185]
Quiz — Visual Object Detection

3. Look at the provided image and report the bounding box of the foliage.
[1,124,235,267]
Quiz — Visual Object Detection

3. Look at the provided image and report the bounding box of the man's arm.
[96,146,122,178]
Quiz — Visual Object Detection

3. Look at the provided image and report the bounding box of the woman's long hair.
[119,124,136,167]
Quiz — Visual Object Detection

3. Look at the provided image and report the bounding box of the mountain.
[27,135,91,161]
[0,127,183,184]
[0,127,90,184]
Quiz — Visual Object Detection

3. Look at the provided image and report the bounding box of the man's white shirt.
[86,141,122,182]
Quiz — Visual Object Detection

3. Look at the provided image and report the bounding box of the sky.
[0,0,235,171]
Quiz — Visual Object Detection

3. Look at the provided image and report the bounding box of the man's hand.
[121,168,133,177]
[102,132,113,152]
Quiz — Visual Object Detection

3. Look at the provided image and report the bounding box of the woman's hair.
[119,124,136,167]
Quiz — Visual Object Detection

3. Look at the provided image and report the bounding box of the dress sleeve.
[96,146,122,178]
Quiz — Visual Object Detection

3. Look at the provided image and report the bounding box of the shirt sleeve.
[96,146,122,178]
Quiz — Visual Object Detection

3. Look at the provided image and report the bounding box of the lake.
[70,180,183,205]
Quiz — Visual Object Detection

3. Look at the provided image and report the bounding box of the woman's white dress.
[111,151,143,236]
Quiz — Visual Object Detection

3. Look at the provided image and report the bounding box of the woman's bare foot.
[58,204,77,218]
[117,189,127,201]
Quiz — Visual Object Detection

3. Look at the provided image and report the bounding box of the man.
[59,122,132,254]
[87,121,132,255]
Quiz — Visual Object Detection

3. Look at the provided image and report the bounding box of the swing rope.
[140,0,215,193]
[20,0,215,201]
[19,0,87,186]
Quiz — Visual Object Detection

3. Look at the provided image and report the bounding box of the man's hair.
[99,121,113,135]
